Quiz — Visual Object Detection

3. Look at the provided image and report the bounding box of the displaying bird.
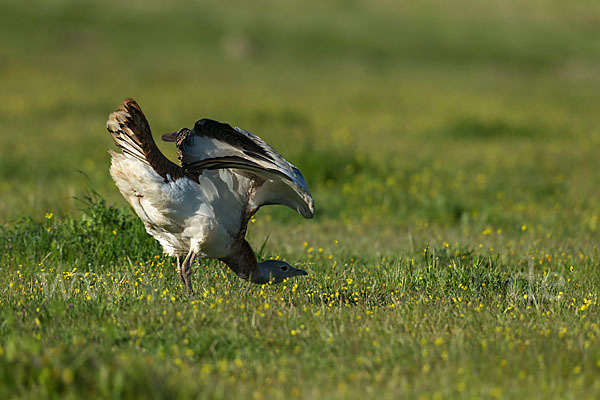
[106,98,314,292]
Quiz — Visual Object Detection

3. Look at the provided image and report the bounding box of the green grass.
[2,197,599,399]
[1,0,600,398]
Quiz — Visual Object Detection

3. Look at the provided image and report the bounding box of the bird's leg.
[181,249,196,294]
[176,256,184,283]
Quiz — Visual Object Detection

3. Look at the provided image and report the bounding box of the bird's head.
[253,260,308,284]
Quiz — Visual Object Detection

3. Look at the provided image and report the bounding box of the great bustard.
[106,99,314,292]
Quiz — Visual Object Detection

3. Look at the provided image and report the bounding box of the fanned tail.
[106,98,183,182]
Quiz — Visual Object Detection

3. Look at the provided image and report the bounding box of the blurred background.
[1,0,599,253]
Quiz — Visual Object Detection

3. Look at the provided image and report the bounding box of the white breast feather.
[109,152,252,258]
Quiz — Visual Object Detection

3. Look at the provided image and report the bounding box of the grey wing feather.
[171,119,314,218]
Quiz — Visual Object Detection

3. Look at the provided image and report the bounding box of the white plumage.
[107,99,314,292]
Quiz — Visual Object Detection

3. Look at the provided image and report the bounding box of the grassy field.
[1,0,600,398]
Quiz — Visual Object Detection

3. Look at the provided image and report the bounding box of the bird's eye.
[281,266,288,271]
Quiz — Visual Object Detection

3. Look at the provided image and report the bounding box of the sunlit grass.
[1,198,599,398]
[2,0,600,398]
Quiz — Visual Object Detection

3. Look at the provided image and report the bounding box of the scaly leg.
[176,256,184,283]
[181,249,196,294]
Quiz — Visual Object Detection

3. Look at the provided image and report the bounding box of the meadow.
[1,0,600,398]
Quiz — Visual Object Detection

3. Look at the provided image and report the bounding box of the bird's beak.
[161,131,179,142]
[161,128,188,142]
[298,269,308,276]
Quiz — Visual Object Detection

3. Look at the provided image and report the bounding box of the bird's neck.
[220,239,264,283]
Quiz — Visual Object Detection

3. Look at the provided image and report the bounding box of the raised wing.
[162,119,314,219]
